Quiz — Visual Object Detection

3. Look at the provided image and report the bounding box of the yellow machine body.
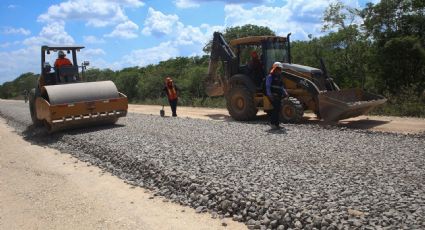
[34,81,128,132]
[205,32,387,122]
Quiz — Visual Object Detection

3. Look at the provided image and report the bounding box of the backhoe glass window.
[237,44,262,66]
[264,41,288,73]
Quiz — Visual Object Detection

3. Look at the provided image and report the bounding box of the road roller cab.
[29,45,128,133]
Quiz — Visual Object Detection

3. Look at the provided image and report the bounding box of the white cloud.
[223,0,366,39]
[117,42,179,68]
[38,0,144,27]
[78,48,107,67]
[83,35,106,44]
[0,46,40,83]
[174,0,200,8]
[1,0,368,83]
[113,9,225,69]
[82,48,106,56]
[224,1,331,39]
[142,8,225,54]
[105,20,139,39]
[7,4,18,9]
[23,22,74,46]
[142,8,180,36]
[174,0,269,9]
[2,27,31,36]
[0,42,12,48]
[0,41,20,48]
[108,0,145,7]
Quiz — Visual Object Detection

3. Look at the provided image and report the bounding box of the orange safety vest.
[54,58,72,68]
[166,84,177,100]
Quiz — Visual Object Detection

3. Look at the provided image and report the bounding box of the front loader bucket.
[318,88,386,122]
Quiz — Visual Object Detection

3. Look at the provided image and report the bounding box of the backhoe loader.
[205,32,386,122]
[29,45,128,133]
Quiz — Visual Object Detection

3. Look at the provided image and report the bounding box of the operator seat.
[56,66,80,83]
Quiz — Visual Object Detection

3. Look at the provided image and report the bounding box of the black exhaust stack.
[287,33,292,64]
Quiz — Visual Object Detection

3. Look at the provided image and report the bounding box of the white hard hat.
[270,61,284,73]
[273,62,284,69]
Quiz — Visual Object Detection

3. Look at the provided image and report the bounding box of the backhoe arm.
[205,32,237,97]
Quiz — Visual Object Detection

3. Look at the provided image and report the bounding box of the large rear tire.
[226,87,257,121]
[280,97,304,123]
[29,88,43,127]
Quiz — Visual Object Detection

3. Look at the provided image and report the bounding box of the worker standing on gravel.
[54,50,72,68]
[266,62,288,129]
[163,77,179,117]
[23,89,28,103]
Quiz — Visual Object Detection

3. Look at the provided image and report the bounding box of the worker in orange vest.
[54,50,72,68]
[163,77,179,117]
[248,51,264,86]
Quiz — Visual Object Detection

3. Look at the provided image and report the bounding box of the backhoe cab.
[205,32,386,122]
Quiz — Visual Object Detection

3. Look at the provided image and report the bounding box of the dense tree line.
[291,0,424,116]
[0,72,38,99]
[1,0,424,116]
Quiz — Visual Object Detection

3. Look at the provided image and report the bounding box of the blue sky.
[0,0,376,83]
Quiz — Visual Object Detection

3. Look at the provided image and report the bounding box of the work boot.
[270,124,280,130]
[172,114,177,117]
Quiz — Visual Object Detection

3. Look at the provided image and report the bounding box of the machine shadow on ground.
[206,112,390,133]
[206,114,233,121]
[336,119,390,130]
[21,123,124,145]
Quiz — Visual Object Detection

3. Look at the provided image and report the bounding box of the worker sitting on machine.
[248,51,264,87]
[42,62,56,86]
[54,50,77,83]
[54,50,72,68]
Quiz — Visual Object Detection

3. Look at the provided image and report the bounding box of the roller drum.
[43,81,120,105]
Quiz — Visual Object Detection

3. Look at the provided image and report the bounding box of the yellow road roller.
[29,45,128,133]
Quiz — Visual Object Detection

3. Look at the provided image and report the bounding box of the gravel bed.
[1,100,424,229]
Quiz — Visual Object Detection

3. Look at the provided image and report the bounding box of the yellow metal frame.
[36,93,128,122]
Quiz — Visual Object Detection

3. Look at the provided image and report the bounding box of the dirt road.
[0,118,246,230]
[130,104,425,135]
[0,100,424,229]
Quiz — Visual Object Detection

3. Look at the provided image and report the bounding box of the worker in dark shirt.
[265,62,288,129]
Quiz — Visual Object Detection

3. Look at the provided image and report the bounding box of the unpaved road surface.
[0,99,424,229]
[0,118,245,230]
[129,104,425,135]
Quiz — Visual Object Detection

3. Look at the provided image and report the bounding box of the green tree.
[0,72,38,99]
[84,68,116,82]
[361,0,425,94]
[115,68,140,101]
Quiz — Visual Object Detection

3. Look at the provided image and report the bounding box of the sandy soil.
[129,104,425,135]
[0,118,246,230]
